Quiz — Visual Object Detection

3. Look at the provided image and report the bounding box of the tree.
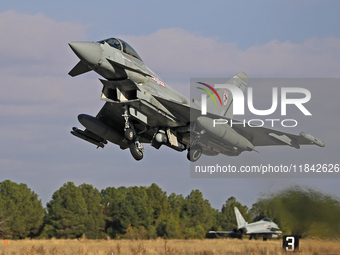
[102,186,152,239]
[168,193,185,219]
[163,213,182,239]
[146,183,170,224]
[182,190,215,238]
[218,196,251,231]
[0,180,44,239]
[0,196,8,238]
[121,186,152,238]
[251,185,340,238]
[0,213,8,238]
[45,182,88,238]
[79,184,104,239]
[101,186,126,238]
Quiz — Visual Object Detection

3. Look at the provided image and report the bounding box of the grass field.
[0,238,340,255]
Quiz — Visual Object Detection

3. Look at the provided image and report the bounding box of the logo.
[151,75,166,88]
[196,81,312,128]
[223,89,229,106]
[196,82,222,106]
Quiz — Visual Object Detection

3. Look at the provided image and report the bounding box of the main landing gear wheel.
[249,235,257,240]
[125,128,134,141]
[187,144,202,162]
[129,141,143,161]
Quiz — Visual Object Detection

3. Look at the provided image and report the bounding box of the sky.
[1,1,340,210]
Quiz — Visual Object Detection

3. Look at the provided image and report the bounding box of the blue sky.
[3,1,340,48]
[1,1,340,210]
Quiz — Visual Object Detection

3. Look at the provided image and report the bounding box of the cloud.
[0,11,97,164]
[0,10,97,118]
[119,28,340,78]
[0,10,87,67]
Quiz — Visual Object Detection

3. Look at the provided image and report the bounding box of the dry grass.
[0,238,339,255]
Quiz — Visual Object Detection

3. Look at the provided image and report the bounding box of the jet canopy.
[262,218,272,222]
[98,38,142,61]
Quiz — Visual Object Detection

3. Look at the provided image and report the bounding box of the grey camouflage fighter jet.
[209,207,282,241]
[68,38,325,161]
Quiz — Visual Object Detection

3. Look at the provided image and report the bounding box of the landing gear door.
[129,107,148,125]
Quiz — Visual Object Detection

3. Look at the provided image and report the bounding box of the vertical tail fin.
[234,207,248,228]
[202,72,248,119]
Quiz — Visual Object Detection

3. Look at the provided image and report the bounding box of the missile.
[78,114,125,145]
[197,116,254,151]
[72,127,107,143]
[300,132,325,147]
[71,127,106,148]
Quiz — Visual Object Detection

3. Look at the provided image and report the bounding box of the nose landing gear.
[123,106,144,161]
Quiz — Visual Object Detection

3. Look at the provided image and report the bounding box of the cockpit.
[262,218,272,222]
[98,38,142,61]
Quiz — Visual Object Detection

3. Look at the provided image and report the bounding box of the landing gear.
[123,106,144,161]
[124,128,134,141]
[129,140,144,161]
[187,129,205,162]
[249,235,257,240]
[187,144,202,162]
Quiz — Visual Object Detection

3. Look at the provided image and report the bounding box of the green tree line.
[0,180,339,239]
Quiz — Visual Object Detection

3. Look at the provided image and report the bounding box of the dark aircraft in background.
[68,38,324,161]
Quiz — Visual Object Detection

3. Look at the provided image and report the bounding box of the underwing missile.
[71,127,106,148]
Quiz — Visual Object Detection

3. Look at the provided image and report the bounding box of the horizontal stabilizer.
[68,61,92,77]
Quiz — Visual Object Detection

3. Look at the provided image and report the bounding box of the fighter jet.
[209,207,282,241]
[68,37,325,161]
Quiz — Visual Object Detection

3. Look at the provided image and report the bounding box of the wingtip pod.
[300,132,325,147]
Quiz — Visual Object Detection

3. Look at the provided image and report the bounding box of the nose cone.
[68,42,102,66]
[272,223,280,229]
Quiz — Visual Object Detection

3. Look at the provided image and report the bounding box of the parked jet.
[209,207,281,241]
[68,38,325,161]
